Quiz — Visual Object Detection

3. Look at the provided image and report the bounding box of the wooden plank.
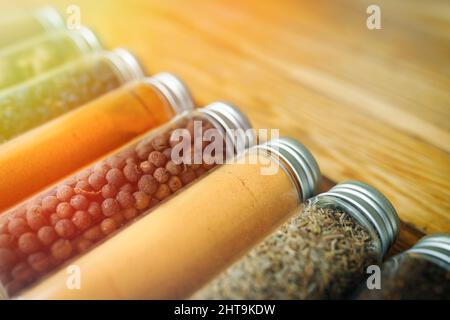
[83,0,449,235]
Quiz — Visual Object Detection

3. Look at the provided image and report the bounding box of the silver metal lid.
[34,6,65,31]
[104,48,145,83]
[146,72,194,114]
[314,181,399,257]
[408,234,450,268]
[199,102,255,153]
[256,137,321,202]
[72,26,102,52]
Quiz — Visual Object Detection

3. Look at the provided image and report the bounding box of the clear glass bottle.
[0,6,64,48]
[0,26,101,90]
[0,102,254,299]
[355,234,450,299]
[193,181,399,299]
[0,48,144,143]
[0,73,193,214]
[19,137,321,299]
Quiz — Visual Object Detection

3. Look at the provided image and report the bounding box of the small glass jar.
[0,102,254,299]
[19,137,321,299]
[0,48,144,143]
[0,73,193,214]
[355,234,450,299]
[0,6,64,48]
[193,181,399,299]
[0,26,101,90]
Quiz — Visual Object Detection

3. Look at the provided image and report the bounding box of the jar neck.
[253,138,320,203]
[407,234,450,272]
[69,27,102,53]
[405,251,450,273]
[145,73,194,115]
[198,102,254,156]
[104,49,145,83]
[248,147,303,203]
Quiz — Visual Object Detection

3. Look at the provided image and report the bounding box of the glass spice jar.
[0,6,64,48]
[193,181,399,300]
[0,48,144,143]
[354,234,450,299]
[0,47,144,142]
[0,102,254,299]
[0,26,101,90]
[0,73,193,214]
[19,137,320,299]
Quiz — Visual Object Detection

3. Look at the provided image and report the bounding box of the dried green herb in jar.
[192,181,399,300]
[0,48,143,142]
[355,234,450,300]
[0,27,101,90]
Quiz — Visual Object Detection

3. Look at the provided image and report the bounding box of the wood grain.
[2,0,449,250]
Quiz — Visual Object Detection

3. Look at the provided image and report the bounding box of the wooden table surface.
[4,0,450,253]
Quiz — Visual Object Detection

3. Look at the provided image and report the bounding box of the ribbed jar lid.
[315,181,399,257]
[73,26,102,52]
[408,234,450,268]
[105,48,145,82]
[146,72,194,114]
[199,102,255,152]
[34,6,65,30]
[256,137,321,202]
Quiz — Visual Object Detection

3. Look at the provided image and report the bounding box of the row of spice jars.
[0,72,193,214]
[5,138,448,300]
[0,6,152,145]
[1,5,446,301]
[1,91,446,300]
[0,100,254,298]
[0,5,323,299]
[15,136,320,299]
[192,185,449,300]
[21,137,439,300]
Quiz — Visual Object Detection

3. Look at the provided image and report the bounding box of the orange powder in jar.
[0,73,194,213]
